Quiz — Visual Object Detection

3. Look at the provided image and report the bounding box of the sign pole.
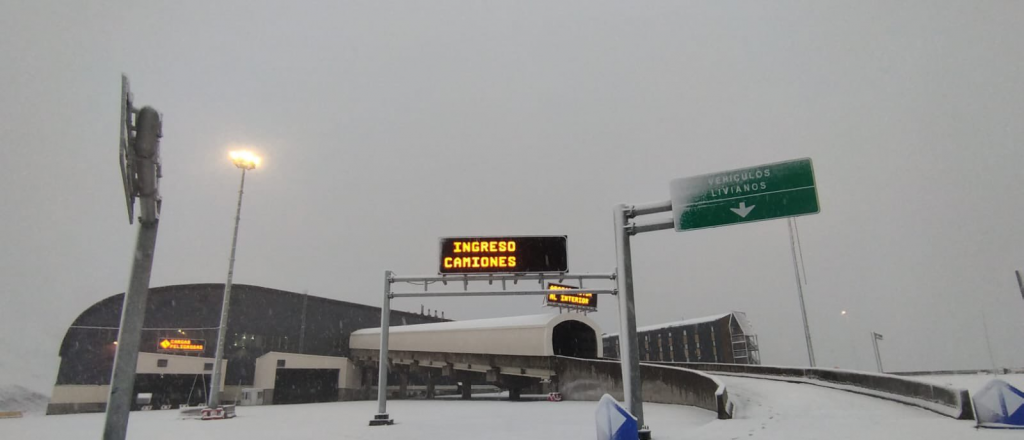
[613,204,644,427]
[787,218,816,367]
[370,270,393,426]
[104,107,162,440]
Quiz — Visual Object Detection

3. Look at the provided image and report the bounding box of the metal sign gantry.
[369,271,617,426]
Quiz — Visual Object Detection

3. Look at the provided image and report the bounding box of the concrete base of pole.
[639,428,652,440]
[369,413,393,426]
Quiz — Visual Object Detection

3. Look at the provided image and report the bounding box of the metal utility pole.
[613,204,645,427]
[981,312,998,373]
[370,271,394,426]
[208,152,258,409]
[788,218,816,367]
[1016,270,1024,301]
[104,74,163,440]
[871,332,884,373]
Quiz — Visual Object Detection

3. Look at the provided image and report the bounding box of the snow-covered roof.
[730,311,754,335]
[351,313,583,335]
[604,312,733,337]
[350,313,603,357]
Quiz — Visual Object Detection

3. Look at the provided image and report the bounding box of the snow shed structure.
[48,284,446,414]
[350,313,603,359]
[603,312,760,365]
[349,314,603,400]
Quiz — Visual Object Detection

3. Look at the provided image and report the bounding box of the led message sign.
[545,282,597,311]
[438,236,568,274]
[157,338,205,352]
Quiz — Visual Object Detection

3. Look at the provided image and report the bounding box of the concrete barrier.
[553,356,732,419]
[891,368,1024,376]
[652,362,973,420]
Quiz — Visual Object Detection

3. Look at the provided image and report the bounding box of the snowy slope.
[684,375,1019,440]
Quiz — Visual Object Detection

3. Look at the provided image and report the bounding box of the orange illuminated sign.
[439,236,567,274]
[545,283,597,311]
[157,338,205,352]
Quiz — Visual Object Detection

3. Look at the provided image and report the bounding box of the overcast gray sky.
[2,1,1023,394]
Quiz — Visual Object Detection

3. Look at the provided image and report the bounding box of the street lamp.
[871,332,885,373]
[840,310,863,370]
[208,150,261,409]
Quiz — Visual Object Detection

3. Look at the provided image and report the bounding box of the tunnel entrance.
[272,368,339,404]
[133,374,210,409]
[552,320,598,358]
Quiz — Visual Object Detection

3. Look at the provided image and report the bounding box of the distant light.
[229,150,261,170]
[840,310,847,316]
[113,341,118,345]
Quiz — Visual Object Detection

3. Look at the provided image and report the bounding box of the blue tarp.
[973,379,1024,429]
[595,394,638,440]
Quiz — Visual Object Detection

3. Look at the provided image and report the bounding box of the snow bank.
[651,362,973,419]
[0,385,49,416]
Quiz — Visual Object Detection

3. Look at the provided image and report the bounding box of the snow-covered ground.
[910,373,1024,394]
[5,374,1023,439]
[0,399,716,440]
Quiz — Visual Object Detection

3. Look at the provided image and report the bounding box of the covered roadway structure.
[349,314,603,400]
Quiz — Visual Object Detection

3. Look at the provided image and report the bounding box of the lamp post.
[871,332,884,373]
[208,150,260,409]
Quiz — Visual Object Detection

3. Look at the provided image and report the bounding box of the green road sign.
[670,158,819,231]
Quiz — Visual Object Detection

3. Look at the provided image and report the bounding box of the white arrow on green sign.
[670,158,820,231]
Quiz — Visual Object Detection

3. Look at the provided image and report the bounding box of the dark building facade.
[603,312,760,365]
[50,284,444,413]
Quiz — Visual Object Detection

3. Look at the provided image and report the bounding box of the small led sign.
[545,282,597,311]
[157,338,205,352]
[439,236,568,274]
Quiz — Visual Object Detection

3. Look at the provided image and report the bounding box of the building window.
[711,327,718,362]
[277,359,286,368]
[157,359,168,368]
[234,333,264,349]
[657,334,664,361]
[668,332,675,362]
[695,332,701,360]
[682,330,690,362]
[204,362,213,371]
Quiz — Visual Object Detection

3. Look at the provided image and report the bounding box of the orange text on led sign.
[443,256,517,269]
[547,284,595,307]
[452,240,517,253]
[158,338,204,351]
